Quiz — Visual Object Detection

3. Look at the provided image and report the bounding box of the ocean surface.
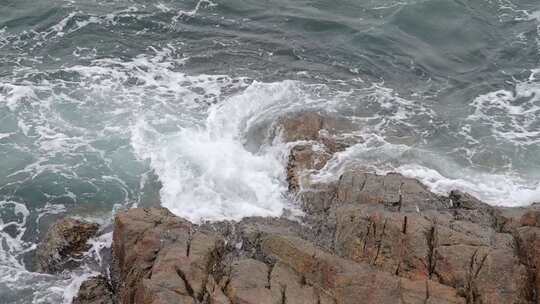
[1,0,540,302]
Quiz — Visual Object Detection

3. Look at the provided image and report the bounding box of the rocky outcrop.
[36,218,99,273]
[72,111,540,304]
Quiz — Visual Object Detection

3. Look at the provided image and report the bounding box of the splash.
[131,80,320,222]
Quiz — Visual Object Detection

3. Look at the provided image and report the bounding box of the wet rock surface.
[73,276,115,304]
[36,218,99,273]
[69,112,540,304]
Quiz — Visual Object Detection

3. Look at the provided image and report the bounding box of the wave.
[131,79,330,222]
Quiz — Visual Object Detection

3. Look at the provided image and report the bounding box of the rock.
[286,143,332,192]
[261,234,465,304]
[514,226,540,302]
[278,110,535,303]
[520,210,540,227]
[330,196,529,303]
[107,201,537,304]
[293,170,451,244]
[270,261,318,304]
[276,112,356,147]
[225,259,273,304]
[73,276,115,304]
[295,169,452,252]
[448,190,507,230]
[36,218,99,273]
[333,205,433,280]
[277,112,326,142]
[335,170,448,212]
[513,210,540,302]
[111,207,225,304]
[278,112,360,193]
[211,216,310,259]
[433,237,528,303]
[205,275,231,304]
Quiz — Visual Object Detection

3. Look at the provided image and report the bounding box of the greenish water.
[1,0,540,302]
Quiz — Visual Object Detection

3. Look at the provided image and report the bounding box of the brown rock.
[277,112,326,142]
[333,205,432,280]
[431,220,529,303]
[225,259,272,304]
[281,113,358,193]
[286,143,332,192]
[261,234,465,304]
[205,276,231,304]
[111,208,224,304]
[335,170,448,212]
[276,112,356,146]
[270,261,318,304]
[331,200,529,303]
[520,210,540,227]
[73,276,114,304]
[515,226,540,302]
[295,170,451,229]
[400,279,466,304]
[449,190,507,230]
[36,218,99,273]
[107,200,538,304]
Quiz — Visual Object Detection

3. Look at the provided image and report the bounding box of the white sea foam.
[0,201,32,268]
[394,163,540,206]
[468,70,540,145]
[85,232,113,267]
[131,80,318,222]
[527,10,540,22]
[0,132,13,140]
[173,0,217,20]
[14,267,101,304]
[0,83,38,111]
[57,269,100,304]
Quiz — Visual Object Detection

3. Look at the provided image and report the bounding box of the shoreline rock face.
[63,111,540,304]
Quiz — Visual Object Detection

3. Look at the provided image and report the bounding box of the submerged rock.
[36,218,99,273]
